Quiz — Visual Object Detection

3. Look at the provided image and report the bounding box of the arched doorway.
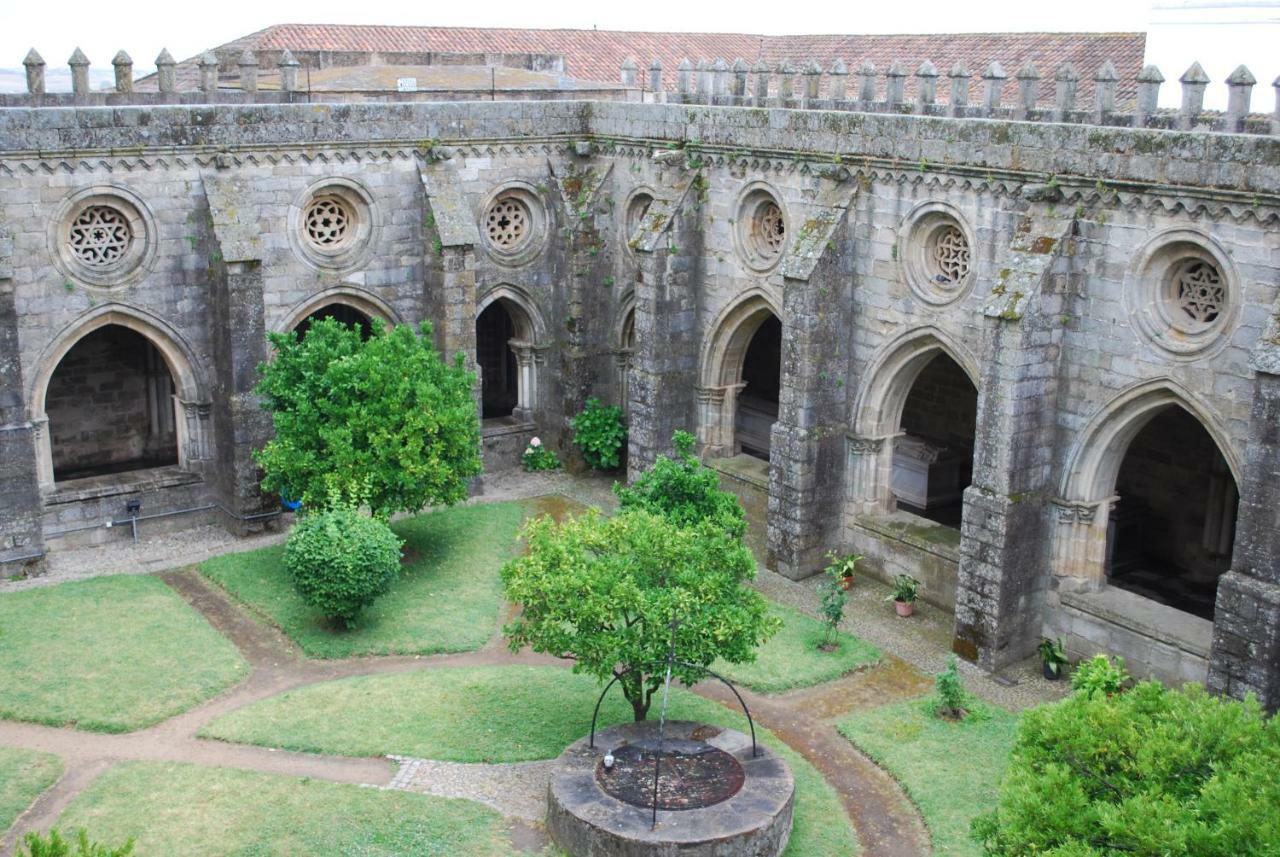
[45,325,178,482]
[1108,407,1237,619]
[293,303,373,340]
[699,293,782,460]
[475,293,541,423]
[892,353,978,528]
[616,303,636,416]
[735,315,781,460]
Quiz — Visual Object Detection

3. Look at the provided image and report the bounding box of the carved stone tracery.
[753,201,786,256]
[1172,258,1224,326]
[68,205,132,268]
[303,196,351,248]
[485,196,530,249]
[930,224,970,285]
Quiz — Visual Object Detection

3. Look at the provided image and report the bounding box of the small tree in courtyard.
[255,319,481,518]
[614,430,746,539]
[501,509,780,721]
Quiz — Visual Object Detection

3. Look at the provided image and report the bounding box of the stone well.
[547,720,794,857]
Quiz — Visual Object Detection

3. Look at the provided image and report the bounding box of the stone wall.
[2,99,1278,705]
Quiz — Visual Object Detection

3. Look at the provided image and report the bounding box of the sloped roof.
[175,24,1146,103]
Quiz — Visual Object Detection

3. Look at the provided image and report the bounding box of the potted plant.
[885,574,921,617]
[824,551,861,590]
[1038,637,1069,680]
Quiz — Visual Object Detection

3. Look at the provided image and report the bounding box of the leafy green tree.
[255,320,481,518]
[972,682,1280,856]
[284,503,404,626]
[501,508,779,721]
[614,430,746,539]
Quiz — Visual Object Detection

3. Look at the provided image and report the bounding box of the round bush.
[283,508,404,626]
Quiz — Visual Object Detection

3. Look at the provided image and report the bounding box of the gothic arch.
[275,286,400,335]
[476,284,548,421]
[697,289,783,457]
[1052,378,1243,586]
[477,283,547,344]
[852,325,980,439]
[1059,378,1242,504]
[28,304,209,486]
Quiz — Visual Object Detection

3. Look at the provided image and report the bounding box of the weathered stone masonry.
[1,98,1277,708]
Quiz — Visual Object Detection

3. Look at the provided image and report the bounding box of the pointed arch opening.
[293,303,374,340]
[893,353,978,528]
[476,289,543,424]
[699,293,783,462]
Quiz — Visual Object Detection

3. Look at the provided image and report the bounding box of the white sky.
[2,0,1276,109]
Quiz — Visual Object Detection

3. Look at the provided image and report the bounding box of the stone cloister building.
[1,48,1279,711]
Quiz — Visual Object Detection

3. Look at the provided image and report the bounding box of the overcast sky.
[3,0,1277,109]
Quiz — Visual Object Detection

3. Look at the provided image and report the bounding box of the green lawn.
[838,697,1020,857]
[201,502,526,658]
[202,664,857,856]
[0,575,248,732]
[0,747,62,833]
[55,761,527,857]
[715,603,880,693]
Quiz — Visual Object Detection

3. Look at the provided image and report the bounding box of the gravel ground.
[387,756,557,822]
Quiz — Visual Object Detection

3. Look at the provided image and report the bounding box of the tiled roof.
[177,24,1146,103]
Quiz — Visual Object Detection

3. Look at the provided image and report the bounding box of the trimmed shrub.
[284,507,403,626]
[972,681,1280,856]
[570,398,627,470]
[16,830,134,857]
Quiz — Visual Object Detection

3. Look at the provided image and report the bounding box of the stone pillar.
[953,209,1072,670]
[1053,62,1079,121]
[730,59,749,102]
[1208,368,1280,711]
[885,62,906,109]
[620,57,638,87]
[238,49,259,94]
[1014,62,1040,119]
[856,61,877,107]
[828,59,848,104]
[676,58,693,102]
[947,62,970,116]
[777,61,796,105]
[23,49,45,96]
[1134,64,1164,128]
[209,257,275,533]
[914,60,938,113]
[1093,59,1118,123]
[279,49,301,94]
[803,60,822,106]
[199,51,219,94]
[982,61,1007,114]
[649,58,663,96]
[752,60,771,106]
[112,50,134,94]
[0,256,46,575]
[1225,65,1256,132]
[156,48,176,95]
[68,48,90,99]
[1178,61,1209,130]
[626,188,703,478]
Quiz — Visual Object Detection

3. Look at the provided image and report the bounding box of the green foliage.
[16,830,134,857]
[817,552,857,649]
[1038,637,1069,677]
[283,505,404,627]
[931,655,971,719]
[972,682,1280,857]
[886,573,921,604]
[570,398,627,470]
[1070,653,1129,699]
[500,509,779,721]
[255,320,482,519]
[520,437,560,471]
[614,430,746,540]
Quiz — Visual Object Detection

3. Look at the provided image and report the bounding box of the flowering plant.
[522,436,561,472]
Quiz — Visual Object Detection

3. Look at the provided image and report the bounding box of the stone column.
[952,209,1072,670]
[0,258,46,575]
[112,50,134,94]
[1208,365,1280,711]
[626,185,703,478]
[68,48,90,99]
[510,341,541,423]
[23,49,45,96]
[156,49,177,96]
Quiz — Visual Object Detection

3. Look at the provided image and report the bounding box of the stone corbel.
[178,398,214,462]
[845,432,898,517]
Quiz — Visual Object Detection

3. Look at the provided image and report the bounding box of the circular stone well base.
[547,720,794,857]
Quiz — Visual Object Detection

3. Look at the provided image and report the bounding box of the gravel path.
[388,757,557,823]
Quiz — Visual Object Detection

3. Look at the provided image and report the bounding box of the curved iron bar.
[587,662,758,757]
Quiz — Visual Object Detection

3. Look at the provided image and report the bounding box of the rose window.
[68,205,132,268]
[753,202,785,256]
[486,197,530,249]
[929,226,970,286]
[304,197,352,248]
[1171,259,1224,326]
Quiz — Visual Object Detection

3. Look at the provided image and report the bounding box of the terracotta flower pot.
[894,599,914,618]
[840,575,855,591]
